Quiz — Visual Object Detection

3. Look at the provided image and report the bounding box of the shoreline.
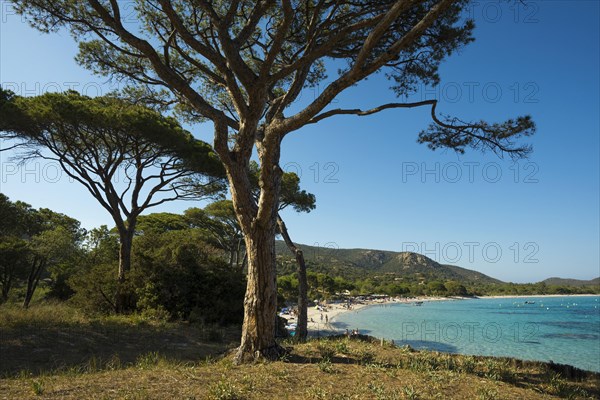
[301,293,599,336]
[477,293,599,299]
[305,296,463,336]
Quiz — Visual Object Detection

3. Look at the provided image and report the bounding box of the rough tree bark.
[235,222,281,362]
[277,215,309,341]
[219,123,287,363]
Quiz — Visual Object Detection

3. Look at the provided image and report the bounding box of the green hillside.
[275,241,502,284]
[542,277,600,287]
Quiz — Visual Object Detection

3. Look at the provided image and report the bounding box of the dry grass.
[0,302,239,376]
[1,304,598,399]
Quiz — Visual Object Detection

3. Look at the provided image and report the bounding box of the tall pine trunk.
[234,222,284,362]
[115,227,134,313]
[223,126,286,363]
[276,215,308,341]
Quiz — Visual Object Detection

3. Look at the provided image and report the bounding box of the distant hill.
[541,277,600,287]
[275,241,502,284]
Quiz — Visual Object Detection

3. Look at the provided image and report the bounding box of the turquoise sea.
[332,296,600,372]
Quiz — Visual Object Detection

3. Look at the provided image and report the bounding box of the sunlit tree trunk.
[115,224,135,313]
[234,223,281,362]
[221,125,286,363]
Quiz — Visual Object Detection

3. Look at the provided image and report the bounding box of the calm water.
[332,296,600,372]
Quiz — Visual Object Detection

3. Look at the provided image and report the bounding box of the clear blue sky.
[1,1,598,282]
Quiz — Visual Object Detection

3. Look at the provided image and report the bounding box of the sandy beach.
[305,301,370,335]
[302,296,455,336]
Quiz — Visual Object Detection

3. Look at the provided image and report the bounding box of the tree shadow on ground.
[0,320,240,376]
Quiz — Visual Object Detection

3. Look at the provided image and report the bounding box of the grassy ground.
[0,302,239,375]
[1,303,598,399]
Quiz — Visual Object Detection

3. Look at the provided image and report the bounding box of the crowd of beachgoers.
[280,295,451,336]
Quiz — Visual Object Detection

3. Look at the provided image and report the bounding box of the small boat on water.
[524,301,536,304]
[414,301,424,306]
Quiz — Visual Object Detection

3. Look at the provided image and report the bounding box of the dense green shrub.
[132,229,245,324]
[68,227,245,324]
[69,261,121,314]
